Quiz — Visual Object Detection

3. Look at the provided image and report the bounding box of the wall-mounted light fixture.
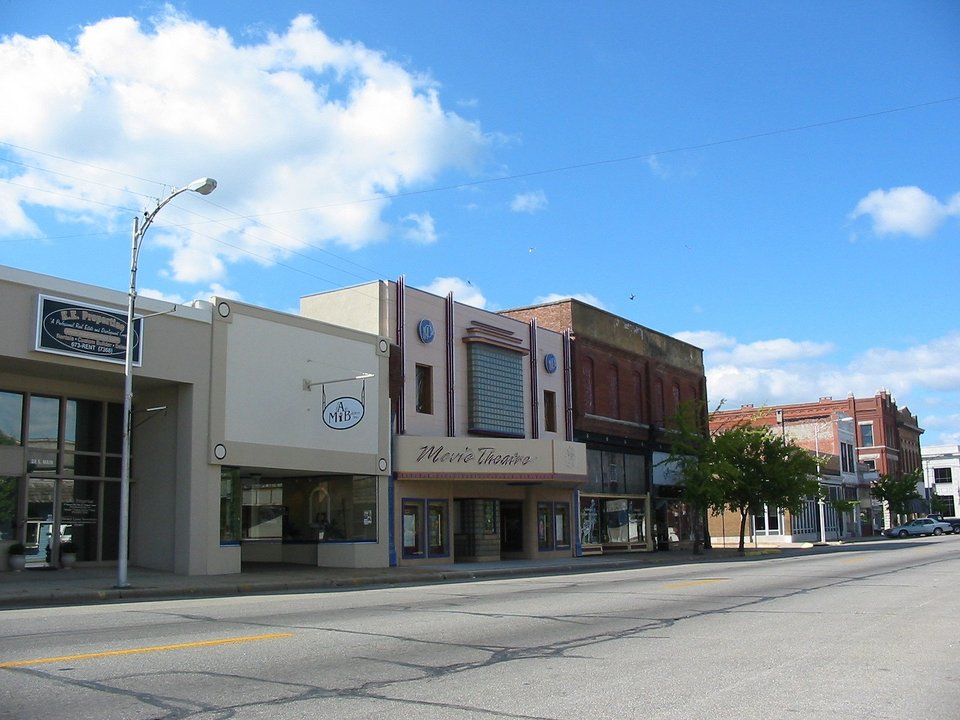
[303,372,374,391]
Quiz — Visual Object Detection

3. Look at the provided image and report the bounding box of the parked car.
[925,514,960,533]
[884,518,954,538]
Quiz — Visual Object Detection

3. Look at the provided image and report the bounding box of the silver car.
[884,517,954,537]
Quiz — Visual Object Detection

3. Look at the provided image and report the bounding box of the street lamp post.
[117,177,217,588]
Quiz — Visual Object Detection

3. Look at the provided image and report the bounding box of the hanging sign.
[36,295,142,366]
[322,378,367,430]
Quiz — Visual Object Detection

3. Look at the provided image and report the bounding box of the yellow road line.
[664,578,727,589]
[0,632,293,668]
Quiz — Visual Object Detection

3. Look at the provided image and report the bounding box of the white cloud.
[533,292,607,310]
[419,276,487,309]
[694,330,960,444]
[673,330,736,352]
[139,282,242,304]
[850,186,960,237]
[0,11,489,283]
[401,212,437,244]
[676,332,833,364]
[510,190,548,214]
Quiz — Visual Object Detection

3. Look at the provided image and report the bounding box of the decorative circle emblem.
[378,458,388,472]
[544,353,558,373]
[217,302,231,318]
[378,338,389,353]
[214,444,227,460]
[417,318,435,343]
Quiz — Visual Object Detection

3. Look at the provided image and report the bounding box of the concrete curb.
[0,539,891,610]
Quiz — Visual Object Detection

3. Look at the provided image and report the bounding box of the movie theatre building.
[301,278,588,566]
[0,265,391,575]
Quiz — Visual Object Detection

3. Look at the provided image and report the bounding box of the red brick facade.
[711,390,923,478]
[502,300,707,443]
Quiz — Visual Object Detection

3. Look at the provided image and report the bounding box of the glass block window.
[467,343,524,437]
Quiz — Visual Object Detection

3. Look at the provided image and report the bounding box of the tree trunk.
[692,504,704,554]
[738,510,748,554]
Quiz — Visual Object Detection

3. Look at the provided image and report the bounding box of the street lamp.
[117,177,217,588]
[814,414,854,545]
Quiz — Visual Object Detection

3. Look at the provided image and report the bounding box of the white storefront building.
[0,265,391,574]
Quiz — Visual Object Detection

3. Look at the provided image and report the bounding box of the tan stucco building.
[0,265,390,574]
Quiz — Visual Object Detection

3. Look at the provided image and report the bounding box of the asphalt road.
[1,537,957,719]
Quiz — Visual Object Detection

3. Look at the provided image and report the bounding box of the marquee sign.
[36,295,142,366]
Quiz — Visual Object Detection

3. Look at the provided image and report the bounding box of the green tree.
[669,418,819,553]
[871,470,922,524]
[662,401,719,554]
[828,498,859,541]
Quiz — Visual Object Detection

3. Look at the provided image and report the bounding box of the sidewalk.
[0,541,867,610]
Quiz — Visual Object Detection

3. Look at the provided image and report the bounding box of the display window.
[234,474,378,544]
[403,498,449,558]
[537,501,571,551]
[580,496,648,548]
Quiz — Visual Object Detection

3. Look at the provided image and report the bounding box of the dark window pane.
[0,392,23,446]
[28,396,60,449]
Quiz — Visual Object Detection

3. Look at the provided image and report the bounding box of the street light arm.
[117,175,216,589]
[133,178,218,269]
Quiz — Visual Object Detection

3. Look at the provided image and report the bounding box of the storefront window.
[554,504,570,548]
[483,499,498,533]
[580,496,647,547]
[538,502,551,549]
[580,498,600,545]
[404,499,450,558]
[0,391,23,445]
[538,501,571,550]
[585,449,647,494]
[241,475,377,543]
[60,479,100,562]
[403,501,423,557]
[0,477,16,541]
[428,500,448,556]
[28,395,60,450]
[220,468,241,544]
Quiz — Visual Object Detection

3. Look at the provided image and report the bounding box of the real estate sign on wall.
[35,295,142,365]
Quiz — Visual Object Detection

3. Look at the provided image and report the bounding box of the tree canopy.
[668,415,820,552]
[870,470,922,521]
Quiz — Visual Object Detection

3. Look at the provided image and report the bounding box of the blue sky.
[2,1,959,444]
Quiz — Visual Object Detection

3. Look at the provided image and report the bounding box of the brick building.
[501,299,707,553]
[710,390,924,543]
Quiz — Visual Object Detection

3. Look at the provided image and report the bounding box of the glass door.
[25,477,56,567]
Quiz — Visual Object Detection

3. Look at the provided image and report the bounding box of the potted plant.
[7,542,26,572]
[60,541,77,569]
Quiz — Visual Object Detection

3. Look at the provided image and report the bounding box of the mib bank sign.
[321,379,369,430]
